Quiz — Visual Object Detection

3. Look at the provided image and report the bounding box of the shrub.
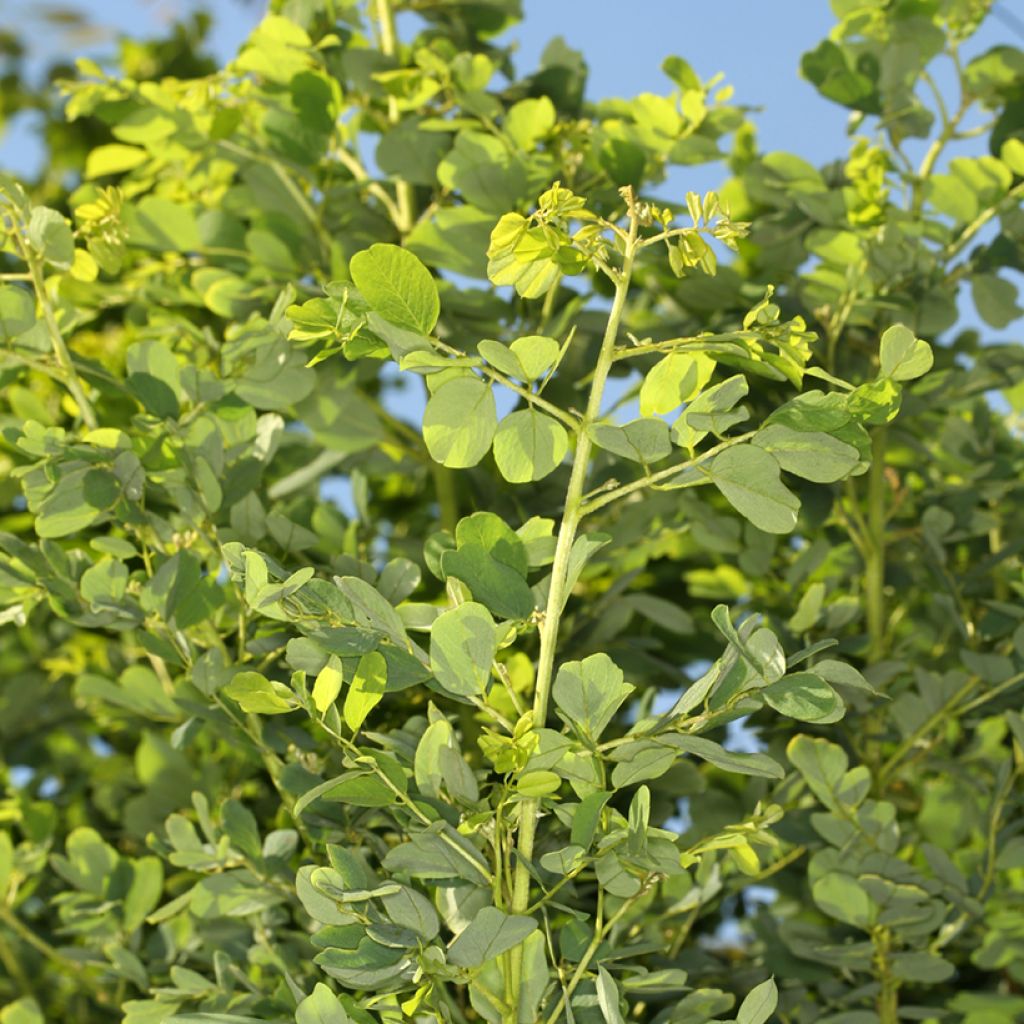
[1,3,1023,1023]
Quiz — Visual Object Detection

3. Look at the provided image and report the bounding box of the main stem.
[873,926,900,1024]
[865,428,888,660]
[505,206,638,1017]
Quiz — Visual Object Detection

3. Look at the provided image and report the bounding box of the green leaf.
[709,445,800,534]
[376,118,449,186]
[303,760,406,811]
[786,734,848,810]
[610,740,677,787]
[639,351,715,416]
[972,273,1022,329]
[0,284,34,341]
[85,144,148,179]
[128,196,200,252]
[51,827,119,896]
[812,872,872,928]
[487,212,563,299]
[590,418,672,464]
[672,374,749,449]
[454,511,529,575]
[381,885,440,941]
[0,999,44,1024]
[890,951,955,983]
[553,653,634,740]
[493,408,569,483]
[478,335,560,382]
[167,1016,270,1024]
[343,651,387,732]
[295,983,352,1024]
[406,204,494,278]
[414,718,451,799]
[736,977,777,1024]
[878,324,933,382]
[504,96,556,150]
[334,575,408,648]
[430,602,497,697]
[570,791,612,850]
[423,377,497,468]
[441,543,534,620]
[667,735,784,779]
[349,243,439,335]
[80,556,128,605]
[596,965,626,1024]
[762,672,843,723]
[28,207,74,269]
[222,671,297,715]
[752,424,860,483]
[76,666,179,720]
[561,532,611,609]
[447,906,538,968]
[312,659,344,713]
[1002,137,1024,175]
[438,131,530,215]
[125,340,182,419]
[0,830,13,896]
[140,551,223,630]
[516,770,561,796]
[848,377,902,425]
[35,468,119,539]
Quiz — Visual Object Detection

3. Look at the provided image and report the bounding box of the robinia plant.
[0,2,1022,1024]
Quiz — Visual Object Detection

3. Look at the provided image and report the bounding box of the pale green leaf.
[493,408,569,483]
[639,351,715,416]
[429,602,497,697]
[423,377,497,468]
[736,977,777,1024]
[752,424,860,483]
[343,651,387,732]
[223,671,296,715]
[553,653,634,740]
[709,445,799,534]
[879,324,933,382]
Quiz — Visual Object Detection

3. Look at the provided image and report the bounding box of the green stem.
[505,197,639,1018]
[0,907,78,972]
[873,927,900,1024]
[432,461,459,533]
[375,0,414,233]
[0,928,34,997]
[24,254,97,429]
[958,670,1024,716]
[542,884,648,1024]
[433,337,579,429]
[580,431,755,517]
[865,428,888,661]
[876,674,976,787]
[610,329,763,362]
[212,694,315,848]
[944,181,1024,265]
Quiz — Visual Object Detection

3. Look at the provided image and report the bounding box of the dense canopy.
[1,3,1023,1024]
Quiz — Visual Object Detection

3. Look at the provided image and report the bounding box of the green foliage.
[1,2,1023,1024]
